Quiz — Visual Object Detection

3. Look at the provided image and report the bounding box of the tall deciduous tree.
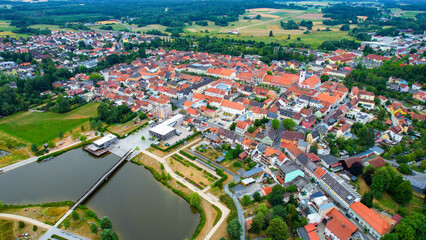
[266,218,289,240]
[226,218,242,240]
[189,192,201,206]
[100,216,113,230]
[282,119,296,131]
[272,119,280,130]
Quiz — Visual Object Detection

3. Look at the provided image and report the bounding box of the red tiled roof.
[326,208,357,240]
[350,202,392,235]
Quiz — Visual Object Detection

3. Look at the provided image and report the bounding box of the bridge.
[54,149,133,227]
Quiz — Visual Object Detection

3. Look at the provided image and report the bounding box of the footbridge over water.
[54,149,133,227]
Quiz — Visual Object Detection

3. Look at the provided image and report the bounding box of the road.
[188,149,246,240]
[141,143,230,240]
[0,213,52,230]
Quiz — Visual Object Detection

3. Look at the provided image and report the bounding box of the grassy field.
[181,7,358,48]
[0,20,29,38]
[0,103,99,146]
[0,219,14,240]
[356,176,424,215]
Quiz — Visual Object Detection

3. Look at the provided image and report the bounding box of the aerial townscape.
[0,0,425,240]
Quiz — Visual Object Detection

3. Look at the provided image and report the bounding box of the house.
[278,161,305,183]
[315,170,361,209]
[235,120,248,135]
[301,115,316,129]
[349,202,395,239]
[325,208,357,240]
[319,155,339,169]
[280,131,305,147]
[243,167,263,178]
[261,186,273,196]
[300,75,321,89]
[221,100,245,115]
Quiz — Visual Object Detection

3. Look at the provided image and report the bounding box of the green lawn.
[0,103,99,146]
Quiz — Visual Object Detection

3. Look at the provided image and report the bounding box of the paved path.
[40,227,90,240]
[0,213,52,229]
[142,146,230,240]
[187,150,246,240]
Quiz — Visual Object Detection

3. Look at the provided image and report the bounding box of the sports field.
[0,103,99,146]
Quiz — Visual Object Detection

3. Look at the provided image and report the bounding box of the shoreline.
[130,158,207,239]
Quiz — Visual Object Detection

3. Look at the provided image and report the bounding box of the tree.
[63,219,70,229]
[395,222,415,240]
[18,221,25,228]
[31,143,38,152]
[361,191,374,208]
[33,225,38,232]
[80,135,87,142]
[266,218,289,240]
[189,192,201,206]
[81,124,85,131]
[393,180,413,205]
[378,108,387,121]
[272,205,287,219]
[362,164,375,185]
[349,161,364,176]
[371,167,391,198]
[269,31,274,37]
[242,195,251,206]
[272,119,280,130]
[100,229,118,240]
[72,211,80,221]
[397,163,412,175]
[227,218,242,240]
[52,94,71,113]
[90,223,98,234]
[100,216,113,230]
[251,212,266,233]
[47,141,55,149]
[0,201,4,210]
[141,136,145,140]
[253,192,262,202]
[320,74,329,83]
[340,24,350,31]
[229,122,236,131]
[139,112,148,120]
[282,119,296,131]
[267,185,284,206]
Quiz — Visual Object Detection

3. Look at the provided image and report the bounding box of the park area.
[0,103,99,146]
[0,218,47,240]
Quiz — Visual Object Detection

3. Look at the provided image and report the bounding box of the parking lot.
[109,127,155,158]
[163,125,193,146]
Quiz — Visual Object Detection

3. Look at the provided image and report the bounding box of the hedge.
[51,234,68,240]
[4,201,74,209]
[180,150,196,160]
[151,131,201,152]
[219,194,238,223]
[211,168,227,188]
[37,137,99,161]
[132,159,205,240]
[212,204,222,226]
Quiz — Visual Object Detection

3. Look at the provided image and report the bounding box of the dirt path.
[0,213,52,229]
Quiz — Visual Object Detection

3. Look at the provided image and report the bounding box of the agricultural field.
[0,20,29,38]
[0,103,99,146]
[182,7,358,48]
[389,8,425,19]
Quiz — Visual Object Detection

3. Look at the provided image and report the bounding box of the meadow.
[0,103,99,146]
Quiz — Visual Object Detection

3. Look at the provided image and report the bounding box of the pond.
[0,149,199,239]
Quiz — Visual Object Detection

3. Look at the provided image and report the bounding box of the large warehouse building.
[149,114,184,141]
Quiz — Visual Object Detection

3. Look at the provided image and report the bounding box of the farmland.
[182,7,358,48]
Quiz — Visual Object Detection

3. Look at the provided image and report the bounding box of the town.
[0,3,425,240]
